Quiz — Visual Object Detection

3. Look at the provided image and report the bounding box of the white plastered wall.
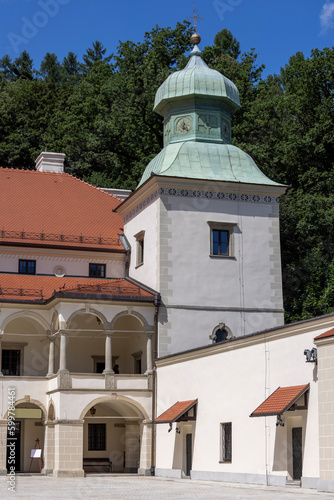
[0,249,125,278]
[155,321,324,486]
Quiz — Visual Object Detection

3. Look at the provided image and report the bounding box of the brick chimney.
[35,151,65,173]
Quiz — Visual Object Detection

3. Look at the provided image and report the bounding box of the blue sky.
[0,0,334,77]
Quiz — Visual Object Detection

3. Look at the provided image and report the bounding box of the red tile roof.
[0,168,124,250]
[314,328,334,341]
[0,274,154,303]
[155,400,197,423]
[250,384,309,417]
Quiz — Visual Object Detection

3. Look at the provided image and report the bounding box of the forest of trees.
[1,20,334,324]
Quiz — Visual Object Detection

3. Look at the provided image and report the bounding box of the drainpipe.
[150,293,160,476]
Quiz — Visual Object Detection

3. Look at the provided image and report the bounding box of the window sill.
[209,254,236,260]
[135,263,144,269]
[219,460,232,464]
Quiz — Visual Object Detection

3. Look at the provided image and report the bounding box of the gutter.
[151,293,161,475]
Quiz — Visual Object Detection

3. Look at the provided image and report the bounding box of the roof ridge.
[0,167,123,202]
[66,173,123,201]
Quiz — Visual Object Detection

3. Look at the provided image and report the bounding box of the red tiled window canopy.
[314,328,334,341]
[155,400,198,424]
[250,384,309,417]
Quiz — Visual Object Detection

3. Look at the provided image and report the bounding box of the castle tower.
[117,36,287,356]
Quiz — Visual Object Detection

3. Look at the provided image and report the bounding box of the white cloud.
[320,1,334,34]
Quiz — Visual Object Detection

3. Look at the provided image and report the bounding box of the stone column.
[103,331,114,373]
[145,332,153,374]
[104,330,115,390]
[59,331,67,371]
[58,331,71,389]
[47,336,55,377]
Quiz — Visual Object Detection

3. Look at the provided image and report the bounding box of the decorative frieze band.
[124,187,279,223]
[124,190,160,223]
[159,187,279,204]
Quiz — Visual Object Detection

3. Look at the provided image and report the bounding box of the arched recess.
[111,312,148,374]
[110,310,148,330]
[4,399,46,473]
[67,308,108,330]
[4,398,47,420]
[2,313,50,377]
[79,394,149,421]
[1,311,50,334]
[80,395,150,474]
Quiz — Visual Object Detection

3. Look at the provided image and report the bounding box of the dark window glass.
[2,350,20,376]
[89,264,106,278]
[137,239,144,265]
[19,260,36,274]
[222,422,232,462]
[216,329,228,343]
[212,230,229,255]
[135,358,142,374]
[88,423,106,451]
[95,362,105,374]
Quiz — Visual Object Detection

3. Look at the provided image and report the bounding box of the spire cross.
[188,0,204,33]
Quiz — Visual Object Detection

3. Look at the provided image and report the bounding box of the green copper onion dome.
[139,142,283,187]
[138,36,285,189]
[154,44,240,116]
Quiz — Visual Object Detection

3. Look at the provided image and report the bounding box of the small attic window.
[210,323,232,344]
[89,263,106,278]
[19,259,36,275]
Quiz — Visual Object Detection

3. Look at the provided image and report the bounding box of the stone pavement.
[0,475,333,500]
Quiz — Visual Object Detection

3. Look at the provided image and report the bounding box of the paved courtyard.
[0,476,333,500]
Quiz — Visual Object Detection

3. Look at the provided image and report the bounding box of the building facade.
[0,36,333,493]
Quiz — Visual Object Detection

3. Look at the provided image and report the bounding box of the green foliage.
[0,24,334,323]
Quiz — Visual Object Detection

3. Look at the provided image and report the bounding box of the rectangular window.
[212,229,229,256]
[88,423,106,451]
[2,350,20,376]
[208,222,236,258]
[220,422,232,462]
[134,230,145,267]
[18,259,36,274]
[89,263,106,278]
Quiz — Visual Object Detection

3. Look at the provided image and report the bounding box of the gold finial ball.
[190,33,201,45]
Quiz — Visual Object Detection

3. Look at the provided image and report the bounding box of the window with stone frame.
[208,222,236,258]
[210,323,232,344]
[134,230,145,267]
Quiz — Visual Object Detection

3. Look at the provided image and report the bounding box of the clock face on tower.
[175,116,192,135]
